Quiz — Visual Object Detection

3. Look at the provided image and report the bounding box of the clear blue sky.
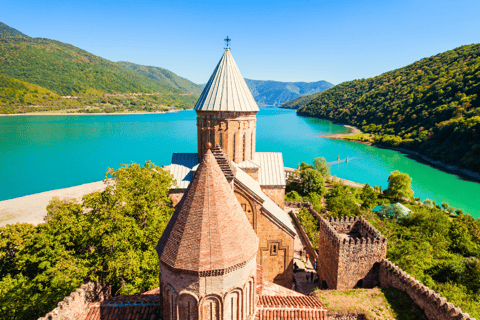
[2,0,480,85]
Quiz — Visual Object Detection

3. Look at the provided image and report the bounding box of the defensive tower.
[195,48,259,163]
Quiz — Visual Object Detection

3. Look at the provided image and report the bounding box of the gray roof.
[234,164,295,234]
[164,152,295,235]
[194,49,259,112]
[164,153,199,189]
[238,159,260,169]
[256,152,286,187]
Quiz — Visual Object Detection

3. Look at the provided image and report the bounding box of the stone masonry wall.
[379,259,476,320]
[197,111,257,163]
[317,215,342,290]
[256,209,294,288]
[38,282,110,320]
[261,186,285,209]
[333,217,387,290]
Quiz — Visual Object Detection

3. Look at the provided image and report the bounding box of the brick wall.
[160,257,257,320]
[169,190,184,207]
[379,259,475,320]
[38,282,110,320]
[256,209,294,288]
[243,168,259,181]
[331,217,387,290]
[197,111,257,163]
[261,186,285,209]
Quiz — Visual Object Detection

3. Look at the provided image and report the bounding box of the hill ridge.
[297,43,480,172]
[245,78,333,107]
[0,22,29,38]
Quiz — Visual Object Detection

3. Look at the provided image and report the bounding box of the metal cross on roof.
[224,36,231,49]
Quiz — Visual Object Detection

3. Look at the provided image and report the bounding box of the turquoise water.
[1,108,479,218]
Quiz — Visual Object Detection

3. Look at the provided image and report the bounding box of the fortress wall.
[328,315,367,320]
[330,217,387,290]
[379,259,476,320]
[38,282,110,320]
[289,209,318,262]
[317,216,342,289]
[336,236,387,290]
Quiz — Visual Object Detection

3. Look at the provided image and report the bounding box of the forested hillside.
[0,73,63,112]
[298,44,480,172]
[245,79,333,107]
[0,22,28,38]
[0,23,198,113]
[118,61,204,95]
[279,91,328,109]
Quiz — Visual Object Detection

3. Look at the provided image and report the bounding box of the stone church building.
[40,46,476,320]
[164,48,296,288]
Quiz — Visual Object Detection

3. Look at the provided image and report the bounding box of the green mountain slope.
[0,37,181,96]
[280,91,330,109]
[0,22,28,38]
[117,61,204,95]
[245,79,333,107]
[298,43,480,172]
[0,73,61,111]
[0,23,199,113]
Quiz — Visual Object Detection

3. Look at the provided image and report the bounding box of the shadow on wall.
[382,288,427,320]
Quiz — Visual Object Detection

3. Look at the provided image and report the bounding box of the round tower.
[195,48,259,163]
[156,147,259,320]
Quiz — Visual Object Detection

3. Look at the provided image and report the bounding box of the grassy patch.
[316,287,426,320]
[339,132,375,142]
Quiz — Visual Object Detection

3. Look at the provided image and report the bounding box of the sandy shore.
[0,181,108,227]
[0,110,185,116]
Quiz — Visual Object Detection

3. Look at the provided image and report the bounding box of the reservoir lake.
[1,108,479,218]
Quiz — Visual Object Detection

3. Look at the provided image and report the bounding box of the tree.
[385,170,414,200]
[313,157,330,179]
[298,168,326,196]
[359,183,378,209]
[297,207,319,250]
[0,161,175,320]
[285,190,302,202]
[324,184,360,217]
[303,192,323,213]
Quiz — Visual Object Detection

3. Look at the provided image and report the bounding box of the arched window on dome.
[251,132,254,159]
[220,133,223,148]
[245,280,253,316]
[164,287,177,320]
[226,290,241,320]
[242,133,246,161]
[178,293,198,320]
[202,296,221,320]
[233,133,236,162]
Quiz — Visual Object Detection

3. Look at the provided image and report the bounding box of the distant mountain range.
[0,22,333,114]
[117,61,204,95]
[245,79,333,107]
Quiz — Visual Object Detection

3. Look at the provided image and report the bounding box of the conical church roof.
[194,49,259,112]
[156,148,258,273]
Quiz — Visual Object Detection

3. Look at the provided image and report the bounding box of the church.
[40,44,329,320]
[164,46,296,288]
